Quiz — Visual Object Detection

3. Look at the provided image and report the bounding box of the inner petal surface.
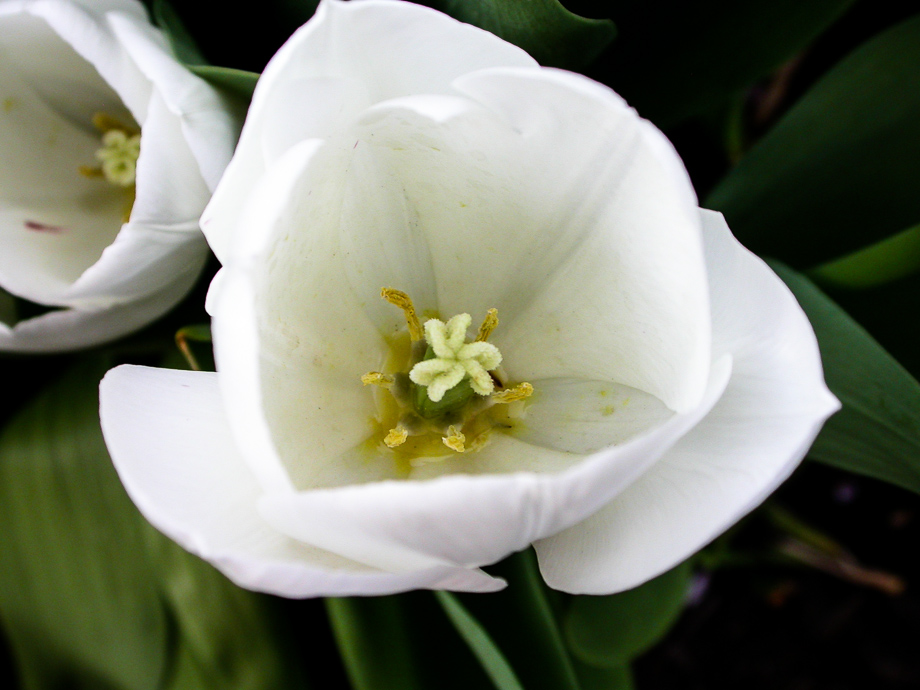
[0,34,128,303]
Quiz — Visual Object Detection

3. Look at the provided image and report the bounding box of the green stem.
[455,549,582,690]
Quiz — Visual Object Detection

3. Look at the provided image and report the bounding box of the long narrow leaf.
[773,263,920,495]
[435,592,524,690]
[708,14,920,267]
[325,597,423,690]
[457,550,582,690]
[597,0,854,126]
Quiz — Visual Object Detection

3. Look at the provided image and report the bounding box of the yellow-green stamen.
[491,382,534,404]
[361,288,533,458]
[94,129,141,187]
[476,308,499,342]
[381,287,423,341]
[78,112,140,222]
[361,371,394,389]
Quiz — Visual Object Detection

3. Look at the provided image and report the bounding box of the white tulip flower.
[101,0,840,597]
[0,0,240,351]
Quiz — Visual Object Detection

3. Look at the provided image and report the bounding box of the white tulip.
[101,0,840,597]
[0,0,240,351]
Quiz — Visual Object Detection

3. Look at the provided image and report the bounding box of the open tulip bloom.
[0,0,239,351]
[101,0,840,597]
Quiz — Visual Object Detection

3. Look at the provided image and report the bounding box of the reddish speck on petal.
[24,221,65,233]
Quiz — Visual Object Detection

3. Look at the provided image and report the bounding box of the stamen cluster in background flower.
[0,0,240,352]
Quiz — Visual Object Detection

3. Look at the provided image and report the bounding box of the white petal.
[255,359,729,574]
[0,0,146,21]
[335,136,441,331]
[636,119,699,211]
[0,263,199,352]
[533,211,840,594]
[258,76,369,164]
[201,0,536,263]
[61,220,207,307]
[127,90,211,227]
[212,264,294,494]
[514,378,674,454]
[211,140,388,493]
[407,433,583,482]
[406,379,673,480]
[101,365,504,596]
[451,67,710,413]
[107,11,240,190]
[16,0,152,122]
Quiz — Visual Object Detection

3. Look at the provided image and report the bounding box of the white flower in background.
[0,0,240,351]
[101,0,839,597]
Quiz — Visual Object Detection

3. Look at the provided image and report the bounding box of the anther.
[381,287,423,341]
[361,371,394,389]
[384,425,408,448]
[77,165,104,178]
[476,308,499,342]
[92,112,137,135]
[442,425,466,453]
[492,382,534,404]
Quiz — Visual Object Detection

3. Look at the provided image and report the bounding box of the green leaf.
[325,597,423,690]
[572,661,634,690]
[772,262,920,495]
[152,0,208,65]
[598,0,854,126]
[0,287,16,326]
[0,358,168,690]
[707,14,920,268]
[423,0,615,69]
[809,221,920,289]
[175,324,214,372]
[434,592,524,690]
[189,65,260,102]
[149,533,304,690]
[0,358,300,690]
[563,560,692,668]
[327,592,505,690]
[151,0,260,103]
[456,550,581,690]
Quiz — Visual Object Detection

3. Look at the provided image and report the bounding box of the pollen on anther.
[384,426,408,448]
[442,425,465,453]
[492,382,534,404]
[361,371,394,388]
[381,287,422,341]
[476,308,499,342]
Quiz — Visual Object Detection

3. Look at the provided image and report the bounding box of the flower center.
[78,112,140,221]
[362,288,533,462]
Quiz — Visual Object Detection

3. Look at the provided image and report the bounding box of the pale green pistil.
[95,129,141,187]
[409,314,503,402]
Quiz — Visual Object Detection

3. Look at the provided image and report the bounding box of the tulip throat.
[78,112,139,221]
[361,288,533,462]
